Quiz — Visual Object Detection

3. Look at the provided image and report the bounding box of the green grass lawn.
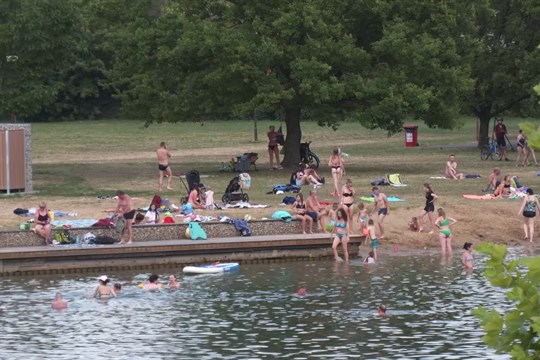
[17,116,540,209]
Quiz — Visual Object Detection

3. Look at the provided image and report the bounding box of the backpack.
[282,196,296,205]
[276,126,285,145]
[90,235,117,245]
[230,219,251,236]
[54,230,73,244]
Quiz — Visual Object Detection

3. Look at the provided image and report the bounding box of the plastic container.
[19,223,30,231]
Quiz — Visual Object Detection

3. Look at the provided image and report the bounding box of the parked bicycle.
[300,142,320,168]
[480,139,500,160]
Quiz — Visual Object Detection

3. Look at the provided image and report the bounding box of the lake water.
[1,246,536,359]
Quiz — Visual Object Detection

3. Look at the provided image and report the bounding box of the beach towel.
[188,222,207,240]
[359,196,405,202]
[272,210,292,222]
[223,202,268,209]
[462,194,497,200]
[52,219,98,228]
[429,176,448,179]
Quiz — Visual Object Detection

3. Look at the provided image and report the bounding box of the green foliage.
[473,243,540,359]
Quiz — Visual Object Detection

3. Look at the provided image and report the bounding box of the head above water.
[378,304,387,314]
[148,274,159,283]
[99,275,109,285]
[463,242,473,251]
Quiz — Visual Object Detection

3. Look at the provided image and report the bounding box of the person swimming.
[461,242,474,269]
[93,275,116,299]
[51,292,68,310]
[364,251,376,264]
[113,283,122,295]
[168,275,180,289]
[143,274,162,291]
[377,304,387,316]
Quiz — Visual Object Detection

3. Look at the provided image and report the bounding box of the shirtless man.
[51,292,68,310]
[115,190,135,244]
[370,186,389,238]
[305,190,327,232]
[157,141,173,191]
[444,154,465,180]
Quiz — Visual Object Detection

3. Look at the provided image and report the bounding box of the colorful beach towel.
[359,196,405,202]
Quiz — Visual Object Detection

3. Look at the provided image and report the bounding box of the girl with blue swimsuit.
[331,208,350,262]
[435,208,457,255]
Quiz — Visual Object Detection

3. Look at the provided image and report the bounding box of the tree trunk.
[477,113,492,148]
[281,106,302,168]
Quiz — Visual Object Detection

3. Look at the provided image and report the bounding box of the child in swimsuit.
[326,202,339,231]
[364,250,376,264]
[461,242,474,269]
[331,208,350,262]
[366,219,379,260]
[356,202,369,235]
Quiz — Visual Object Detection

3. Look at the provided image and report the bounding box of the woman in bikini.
[291,193,314,234]
[331,208,350,262]
[461,242,474,269]
[328,148,344,196]
[435,208,457,255]
[483,167,501,193]
[518,188,540,242]
[267,125,282,170]
[418,183,438,233]
[93,276,116,299]
[516,129,527,167]
[34,201,52,245]
[340,178,355,224]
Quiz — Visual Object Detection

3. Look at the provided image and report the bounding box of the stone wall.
[0,219,305,247]
[0,123,32,192]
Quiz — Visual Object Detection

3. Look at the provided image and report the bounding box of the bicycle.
[480,139,500,160]
[300,142,320,168]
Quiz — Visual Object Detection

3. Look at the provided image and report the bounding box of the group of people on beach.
[51,273,180,309]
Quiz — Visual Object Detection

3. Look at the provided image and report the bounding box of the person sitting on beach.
[483,167,501,192]
[93,276,116,299]
[113,283,122,295]
[168,275,180,289]
[144,203,160,224]
[291,193,314,234]
[494,175,512,198]
[305,190,327,232]
[295,164,323,187]
[143,274,162,291]
[51,292,68,310]
[34,201,52,245]
[188,184,206,209]
[444,154,465,180]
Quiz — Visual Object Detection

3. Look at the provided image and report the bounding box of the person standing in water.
[93,276,116,299]
[331,208,350,262]
[435,208,458,255]
[157,141,173,191]
[461,242,474,270]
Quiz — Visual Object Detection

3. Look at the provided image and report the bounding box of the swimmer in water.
[168,275,180,289]
[461,242,474,269]
[364,251,376,264]
[93,275,116,299]
[377,304,387,316]
[51,292,68,310]
[143,274,161,291]
[113,283,122,295]
[296,287,306,297]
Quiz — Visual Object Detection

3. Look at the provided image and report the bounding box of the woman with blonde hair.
[435,208,457,255]
[34,201,52,245]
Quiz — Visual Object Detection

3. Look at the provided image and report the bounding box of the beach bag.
[114,214,126,234]
[90,235,117,245]
[182,203,193,215]
[54,230,73,244]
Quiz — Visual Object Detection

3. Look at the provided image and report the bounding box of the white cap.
[99,275,108,282]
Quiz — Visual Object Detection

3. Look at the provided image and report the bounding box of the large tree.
[0,0,86,120]
[471,0,540,148]
[111,0,475,166]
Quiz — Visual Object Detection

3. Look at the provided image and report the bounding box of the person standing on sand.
[370,187,389,239]
[115,190,135,244]
[418,183,438,233]
[157,142,173,191]
[444,154,465,180]
[328,148,344,197]
[518,188,540,242]
[493,117,509,161]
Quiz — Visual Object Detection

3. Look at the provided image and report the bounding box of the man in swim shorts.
[306,190,327,232]
[157,141,173,191]
[370,187,389,239]
[115,190,135,244]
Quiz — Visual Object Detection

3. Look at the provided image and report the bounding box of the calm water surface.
[1,246,537,360]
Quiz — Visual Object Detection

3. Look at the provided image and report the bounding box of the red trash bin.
[403,124,418,147]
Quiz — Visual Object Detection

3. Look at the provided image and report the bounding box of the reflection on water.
[2,246,536,359]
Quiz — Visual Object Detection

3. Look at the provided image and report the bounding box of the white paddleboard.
[182,262,240,274]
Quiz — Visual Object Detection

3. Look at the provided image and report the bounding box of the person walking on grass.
[157,141,173,191]
[331,208,350,262]
[267,125,283,170]
[370,187,389,239]
[435,208,457,255]
[418,183,438,233]
[518,188,540,242]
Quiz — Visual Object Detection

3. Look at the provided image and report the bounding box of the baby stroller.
[222,173,250,204]
[179,170,201,204]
